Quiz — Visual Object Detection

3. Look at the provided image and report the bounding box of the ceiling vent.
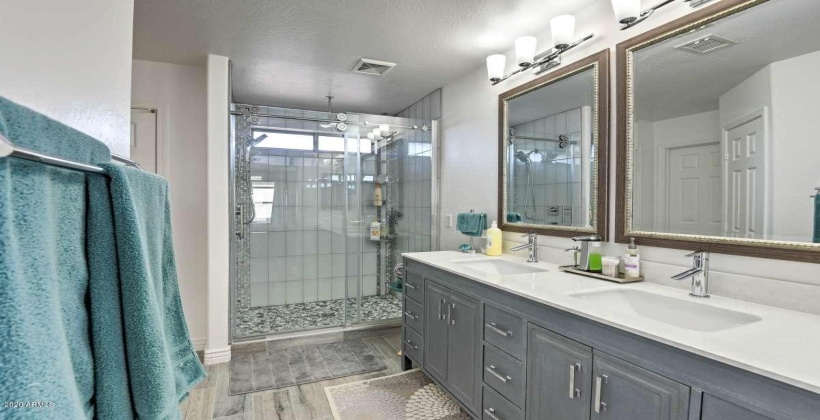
[675,35,737,55]
[352,59,396,76]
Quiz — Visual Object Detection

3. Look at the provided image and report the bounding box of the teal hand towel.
[814,193,820,243]
[0,97,109,419]
[506,212,523,223]
[457,212,486,237]
[88,164,206,419]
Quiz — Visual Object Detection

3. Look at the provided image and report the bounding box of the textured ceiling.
[133,0,597,115]
[633,0,820,122]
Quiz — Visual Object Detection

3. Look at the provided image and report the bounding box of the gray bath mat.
[325,369,470,420]
[228,338,387,395]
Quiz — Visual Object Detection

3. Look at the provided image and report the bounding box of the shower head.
[515,149,544,164]
[515,150,530,163]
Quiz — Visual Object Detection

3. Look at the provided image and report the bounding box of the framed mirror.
[616,0,820,262]
[499,50,609,238]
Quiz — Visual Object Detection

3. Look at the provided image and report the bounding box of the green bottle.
[588,241,602,272]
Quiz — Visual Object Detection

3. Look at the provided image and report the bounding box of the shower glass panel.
[230,104,435,340]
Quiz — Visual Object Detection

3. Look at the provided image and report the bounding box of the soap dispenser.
[485,221,503,256]
[571,235,603,272]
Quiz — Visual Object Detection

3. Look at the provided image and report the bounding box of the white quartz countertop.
[402,251,820,395]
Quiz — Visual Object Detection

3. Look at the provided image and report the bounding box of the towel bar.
[0,133,142,175]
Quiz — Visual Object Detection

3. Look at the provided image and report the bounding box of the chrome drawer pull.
[568,363,581,399]
[594,375,608,413]
[404,311,418,320]
[438,299,445,320]
[486,322,513,337]
[485,365,512,383]
[483,408,502,420]
[405,282,417,290]
[405,339,419,350]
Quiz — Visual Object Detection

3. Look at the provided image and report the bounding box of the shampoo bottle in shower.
[374,183,383,207]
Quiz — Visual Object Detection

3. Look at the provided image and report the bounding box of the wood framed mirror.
[616,0,820,262]
[499,50,609,239]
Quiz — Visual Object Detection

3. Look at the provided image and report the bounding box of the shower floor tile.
[235,294,402,338]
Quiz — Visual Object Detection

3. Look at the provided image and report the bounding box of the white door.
[130,108,157,173]
[666,143,723,235]
[725,116,765,238]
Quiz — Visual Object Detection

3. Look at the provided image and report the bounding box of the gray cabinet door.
[526,324,593,420]
[700,394,773,420]
[447,291,480,413]
[591,351,689,420]
[424,281,449,383]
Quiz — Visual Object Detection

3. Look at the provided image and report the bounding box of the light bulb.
[515,36,537,67]
[612,0,641,24]
[486,54,506,82]
[379,124,390,137]
[551,15,576,49]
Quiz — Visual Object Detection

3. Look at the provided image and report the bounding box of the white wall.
[0,0,134,155]
[205,55,231,364]
[769,51,820,241]
[131,60,208,348]
[440,0,820,315]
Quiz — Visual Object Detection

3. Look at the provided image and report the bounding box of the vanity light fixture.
[614,0,712,30]
[486,15,593,85]
[515,36,537,67]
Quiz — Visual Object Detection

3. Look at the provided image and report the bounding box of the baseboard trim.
[191,338,207,352]
[203,346,231,365]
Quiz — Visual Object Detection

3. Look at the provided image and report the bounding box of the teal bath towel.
[457,212,487,237]
[88,164,206,419]
[0,97,108,419]
[814,193,820,244]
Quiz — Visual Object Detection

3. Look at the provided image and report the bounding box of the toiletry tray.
[558,265,644,283]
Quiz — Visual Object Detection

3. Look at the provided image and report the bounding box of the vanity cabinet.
[401,258,819,420]
[526,325,593,420]
[590,351,689,420]
[421,279,481,414]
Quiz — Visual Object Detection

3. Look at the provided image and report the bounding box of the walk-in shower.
[230,103,438,340]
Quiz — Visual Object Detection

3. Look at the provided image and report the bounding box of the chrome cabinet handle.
[485,365,512,383]
[483,408,502,420]
[594,375,608,413]
[486,322,513,337]
[404,311,418,320]
[450,303,456,325]
[568,363,581,399]
[405,282,417,290]
[438,299,445,320]
[405,339,418,350]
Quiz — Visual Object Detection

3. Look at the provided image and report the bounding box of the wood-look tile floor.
[182,332,403,420]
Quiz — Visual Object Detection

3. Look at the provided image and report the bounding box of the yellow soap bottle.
[486,221,503,256]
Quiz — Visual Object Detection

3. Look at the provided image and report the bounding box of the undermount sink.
[570,289,762,332]
[452,259,547,275]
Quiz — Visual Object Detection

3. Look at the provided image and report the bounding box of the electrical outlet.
[445,214,453,228]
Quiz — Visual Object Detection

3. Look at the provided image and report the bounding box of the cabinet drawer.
[482,386,523,420]
[403,326,424,365]
[404,271,424,302]
[483,344,525,408]
[484,305,526,360]
[403,296,424,333]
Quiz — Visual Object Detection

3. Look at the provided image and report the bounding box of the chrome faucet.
[511,233,538,263]
[671,251,710,298]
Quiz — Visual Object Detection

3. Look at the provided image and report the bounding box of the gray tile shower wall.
[511,106,591,227]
